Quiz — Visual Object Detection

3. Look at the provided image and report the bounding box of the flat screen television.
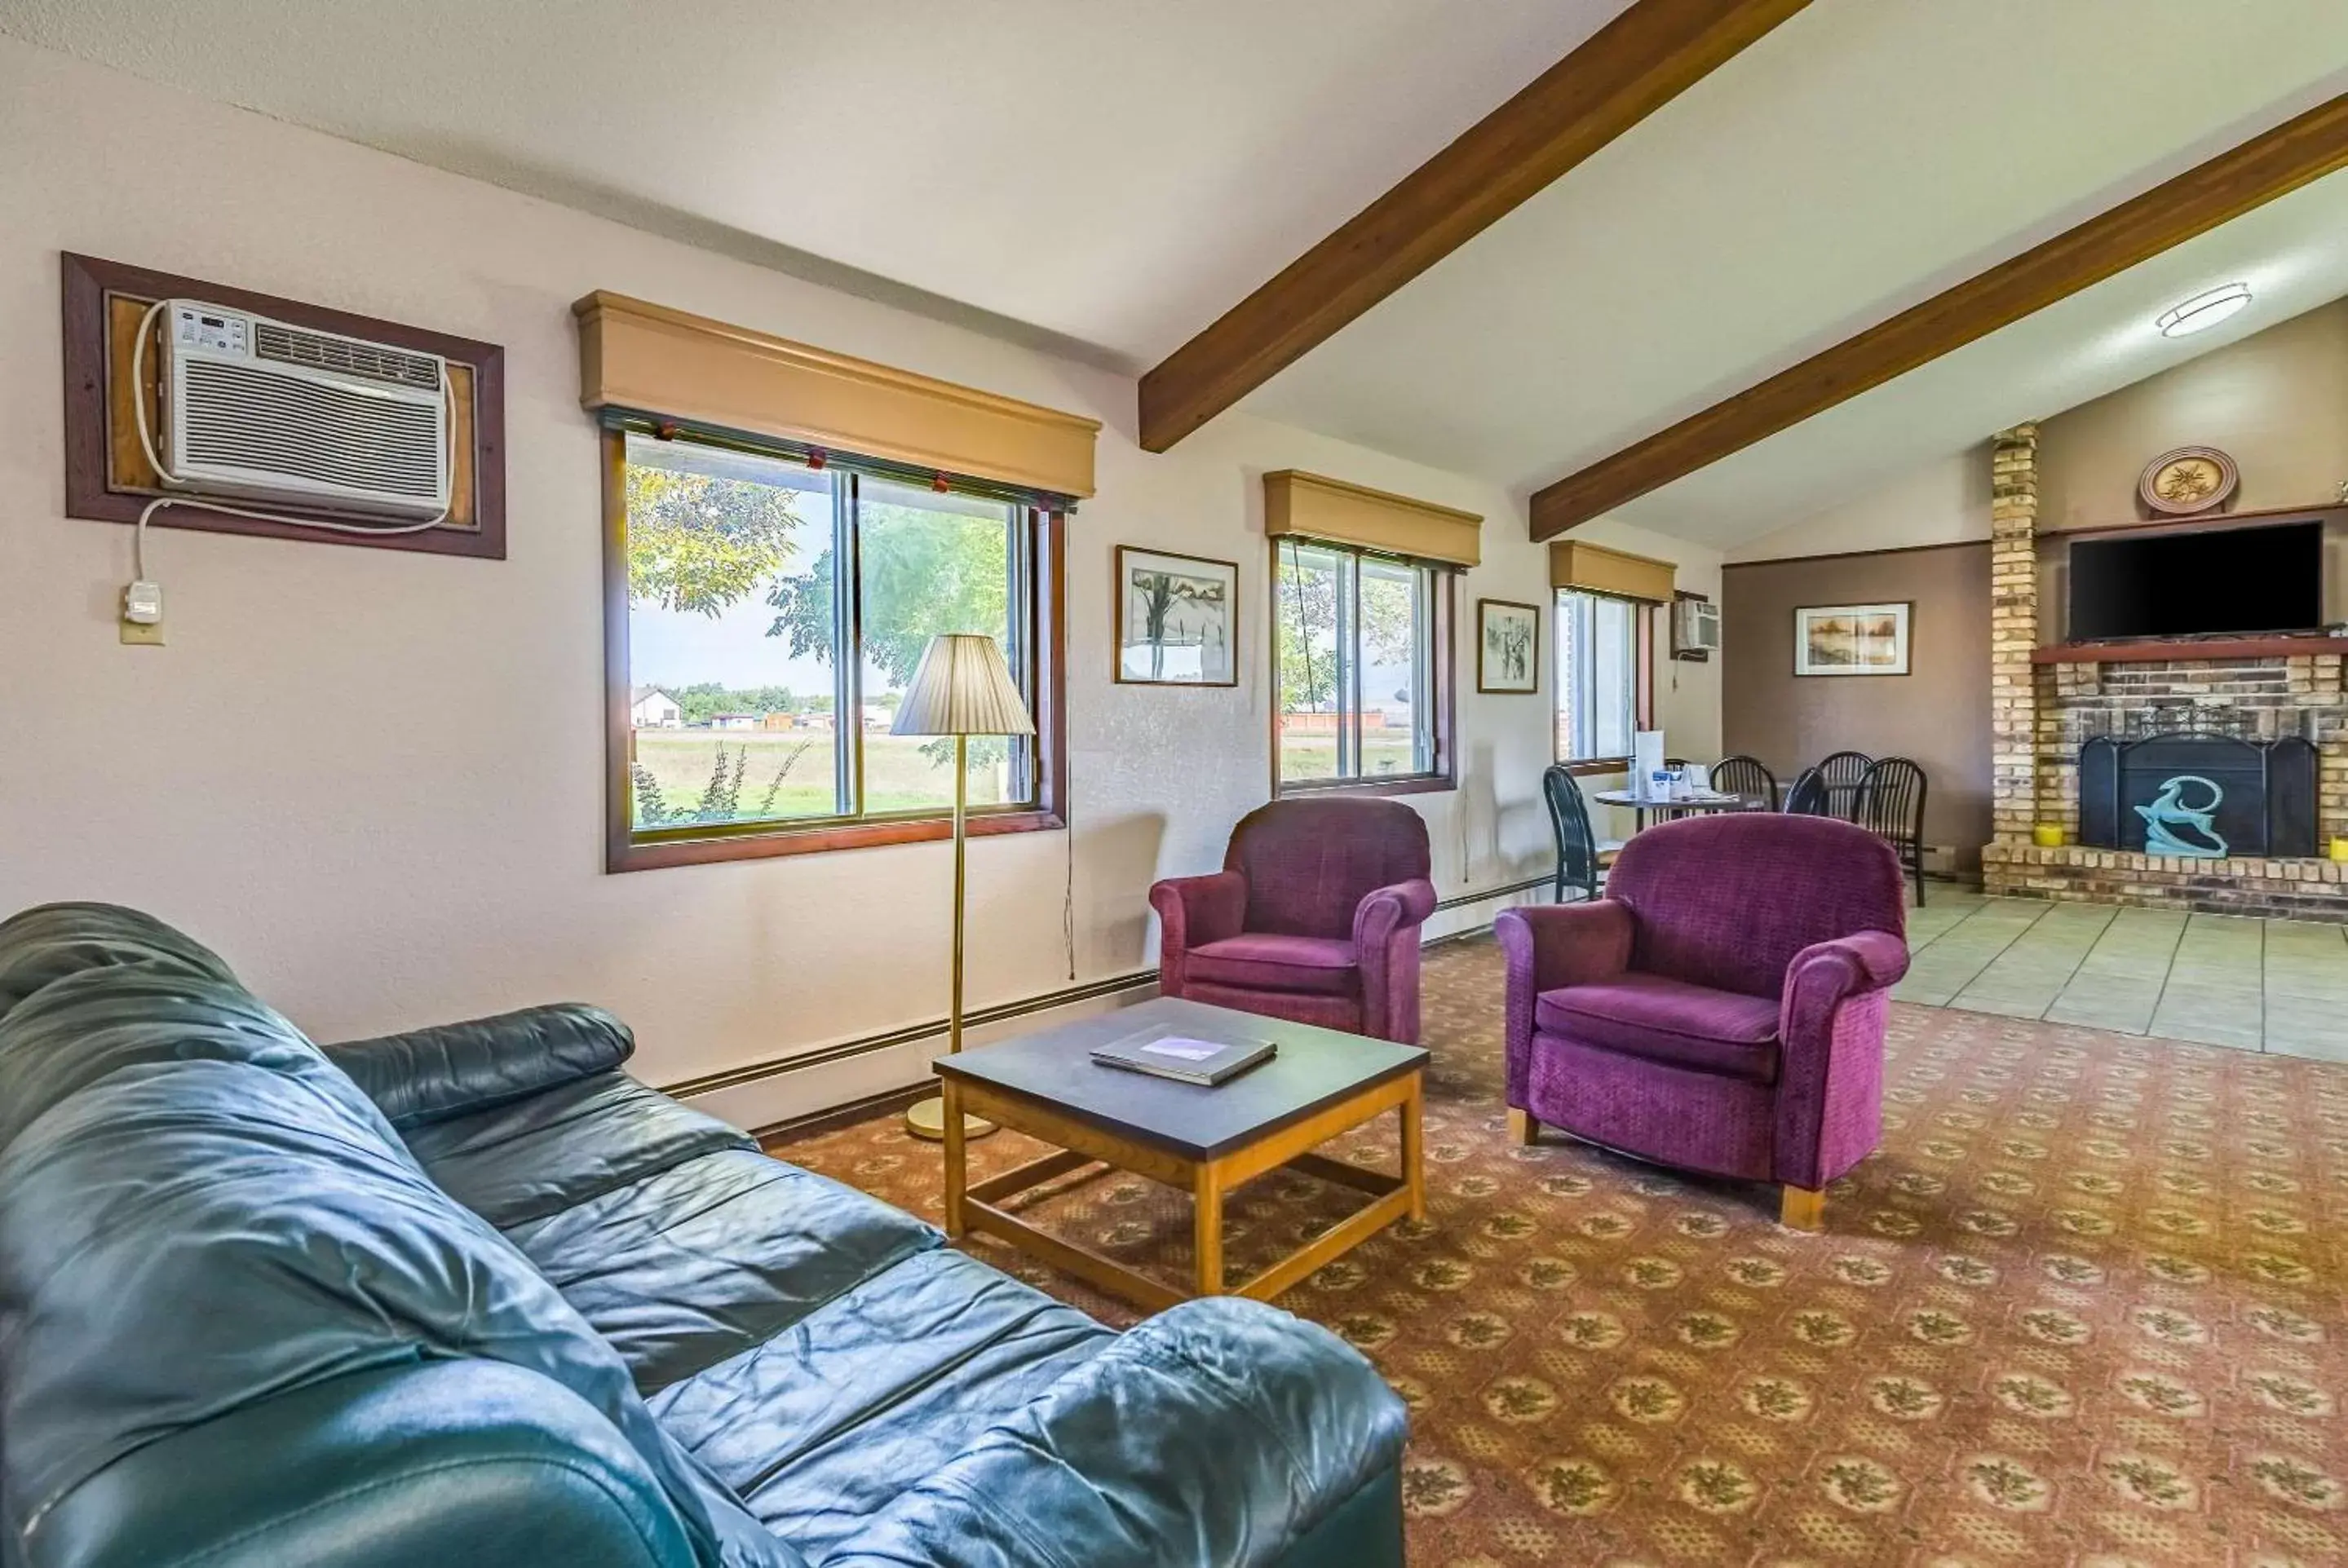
[2067,519,2324,641]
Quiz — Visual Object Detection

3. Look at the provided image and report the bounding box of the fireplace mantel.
[2031,634,2348,665]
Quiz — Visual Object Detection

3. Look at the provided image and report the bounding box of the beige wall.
[0,38,1719,1125]
[1720,545,1992,877]
[1727,446,1992,563]
[2037,298,2348,531]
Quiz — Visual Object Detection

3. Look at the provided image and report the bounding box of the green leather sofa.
[0,904,1408,1567]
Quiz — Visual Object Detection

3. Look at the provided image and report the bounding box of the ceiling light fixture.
[2156,282,2253,337]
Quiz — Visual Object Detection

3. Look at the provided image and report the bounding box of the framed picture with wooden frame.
[1475,598,1541,693]
[1793,601,1912,677]
[60,252,506,559]
[1116,545,1237,686]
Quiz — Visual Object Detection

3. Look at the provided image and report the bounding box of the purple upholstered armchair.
[1496,813,1908,1227]
[1152,797,1437,1044]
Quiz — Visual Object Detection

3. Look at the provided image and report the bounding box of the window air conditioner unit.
[154,300,452,520]
[1671,594,1720,660]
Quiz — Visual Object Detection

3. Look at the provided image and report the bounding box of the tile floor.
[1896,889,2348,1059]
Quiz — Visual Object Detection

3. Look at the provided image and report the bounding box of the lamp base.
[905,1094,996,1142]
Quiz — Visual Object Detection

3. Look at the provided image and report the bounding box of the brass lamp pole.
[890,633,1036,1142]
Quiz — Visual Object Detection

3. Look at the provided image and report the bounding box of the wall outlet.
[120,617,166,646]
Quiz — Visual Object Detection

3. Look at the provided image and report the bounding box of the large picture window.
[1555,589,1650,766]
[607,431,1063,869]
[1273,537,1453,793]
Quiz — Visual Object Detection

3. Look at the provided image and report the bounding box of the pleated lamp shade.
[890,634,1036,737]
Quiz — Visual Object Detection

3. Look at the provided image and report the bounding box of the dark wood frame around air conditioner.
[60,252,506,559]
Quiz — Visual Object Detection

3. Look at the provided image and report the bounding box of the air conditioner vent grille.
[181,359,444,501]
[254,321,442,390]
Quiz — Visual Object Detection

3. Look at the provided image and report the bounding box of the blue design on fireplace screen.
[2135,775,2227,858]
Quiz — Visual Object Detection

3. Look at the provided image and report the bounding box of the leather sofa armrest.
[326,1003,635,1131]
[823,1298,1407,1568]
[30,1360,763,1568]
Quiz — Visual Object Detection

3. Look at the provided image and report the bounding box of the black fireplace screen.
[2077,733,2318,858]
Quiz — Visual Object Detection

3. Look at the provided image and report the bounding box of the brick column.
[1988,425,2041,855]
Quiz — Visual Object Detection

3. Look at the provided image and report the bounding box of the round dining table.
[1590,788,1765,833]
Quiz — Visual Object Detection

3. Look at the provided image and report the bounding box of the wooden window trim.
[1553,591,1658,768]
[1269,539,1457,799]
[601,431,1067,872]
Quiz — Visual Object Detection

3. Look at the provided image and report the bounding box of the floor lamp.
[891,633,1035,1142]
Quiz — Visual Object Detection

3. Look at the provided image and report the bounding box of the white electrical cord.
[127,299,458,582]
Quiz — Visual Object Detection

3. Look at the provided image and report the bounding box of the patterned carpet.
[771,937,2348,1566]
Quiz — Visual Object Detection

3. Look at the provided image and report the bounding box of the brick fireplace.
[1979,423,2348,920]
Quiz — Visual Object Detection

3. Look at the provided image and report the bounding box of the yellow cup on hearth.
[2331,837,2348,864]
[2032,824,2065,849]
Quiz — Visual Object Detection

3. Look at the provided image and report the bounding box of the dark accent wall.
[1721,543,1992,876]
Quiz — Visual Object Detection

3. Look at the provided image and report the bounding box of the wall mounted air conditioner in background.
[1671,593,1720,660]
[157,300,451,520]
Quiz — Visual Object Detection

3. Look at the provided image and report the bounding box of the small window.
[1555,590,1649,766]
[608,431,1062,869]
[1273,537,1453,793]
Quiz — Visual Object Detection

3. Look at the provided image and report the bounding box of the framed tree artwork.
[1117,546,1237,686]
[1793,601,1912,676]
[1476,598,1541,693]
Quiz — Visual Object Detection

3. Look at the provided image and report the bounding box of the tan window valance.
[1550,540,1675,602]
[1262,470,1481,568]
[572,292,1099,499]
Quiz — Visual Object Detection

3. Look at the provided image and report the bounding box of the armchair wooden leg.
[1779,1185,1826,1230]
[1506,1107,1539,1146]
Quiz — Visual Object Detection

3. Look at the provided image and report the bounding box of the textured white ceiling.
[7,0,2346,547]
[0,0,1631,366]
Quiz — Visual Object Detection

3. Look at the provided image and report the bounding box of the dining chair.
[1815,751,1873,822]
[1782,766,1829,816]
[1542,765,1619,903]
[1855,756,1930,904]
[1708,754,1778,811]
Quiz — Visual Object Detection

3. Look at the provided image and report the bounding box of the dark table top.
[934,996,1428,1159]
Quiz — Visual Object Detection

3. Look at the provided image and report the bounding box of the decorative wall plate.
[2138,446,2237,516]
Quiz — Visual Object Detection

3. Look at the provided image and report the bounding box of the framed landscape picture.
[1117,546,1237,686]
[1476,598,1541,693]
[1794,601,1911,677]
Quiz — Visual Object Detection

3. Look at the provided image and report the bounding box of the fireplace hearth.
[2076,733,2319,859]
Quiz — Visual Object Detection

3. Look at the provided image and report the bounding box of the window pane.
[854,478,1021,812]
[1593,594,1635,761]
[1359,556,1426,777]
[1276,541,1349,783]
[624,434,842,830]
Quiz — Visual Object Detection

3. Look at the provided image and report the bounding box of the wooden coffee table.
[933,997,1427,1311]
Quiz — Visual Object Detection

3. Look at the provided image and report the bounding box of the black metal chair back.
[1815,750,1873,822]
[1783,766,1829,816]
[1855,756,1929,904]
[1542,765,1604,903]
[1709,753,1778,811]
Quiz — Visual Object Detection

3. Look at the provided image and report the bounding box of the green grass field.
[1276,733,1425,784]
[630,730,1016,825]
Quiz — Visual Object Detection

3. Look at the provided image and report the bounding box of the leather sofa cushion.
[650,1246,1114,1562]
[1537,972,1780,1084]
[1186,934,1359,996]
[506,1147,941,1394]
[404,1070,753,1229]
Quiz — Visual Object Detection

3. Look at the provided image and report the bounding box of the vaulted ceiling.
[9,0,2348,548]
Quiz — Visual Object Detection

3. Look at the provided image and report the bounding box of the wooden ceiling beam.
[1135,0,1813,454]
[1530,91,2348,539]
